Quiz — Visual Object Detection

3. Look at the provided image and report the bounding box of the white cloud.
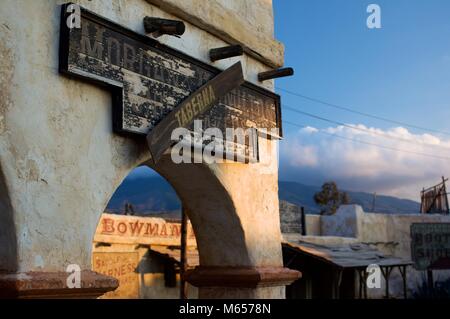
[279,124,450,201]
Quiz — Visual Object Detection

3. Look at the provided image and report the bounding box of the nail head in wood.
[258,67,294,82]
[209,45,244,62]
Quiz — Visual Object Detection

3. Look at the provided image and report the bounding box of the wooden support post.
[398,265,408,299]
[359,268,368,299]
[358,269,363,299]
[331,268,343,299]
[258,67,294,82]
[209,45,244,62]
[381,266,393,299]
[420,187,425,214]
[442,176,450,215]
[364,274,368,299]
[427,269,434,296]
[180,206,188,299]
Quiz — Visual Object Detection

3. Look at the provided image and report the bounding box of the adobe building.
[281,204,450,299]
[0,0,300,298]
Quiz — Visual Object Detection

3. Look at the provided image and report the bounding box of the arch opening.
[91,155,250,298]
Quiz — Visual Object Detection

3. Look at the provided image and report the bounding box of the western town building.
[92,213,199,298]
[0,0,300,298]
[89,202,450,299]
[280,203,450,299]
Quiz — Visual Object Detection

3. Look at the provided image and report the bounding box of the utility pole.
[180,206,188,299]
[301,206,306,236]
[371,192,377,212]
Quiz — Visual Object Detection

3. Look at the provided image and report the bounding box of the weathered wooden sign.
[59,3,282,161]
[420,178,450,214]
[147,62,244,162]
[93,252,139,299]
[93,213,197,247]
[411,223,450,270]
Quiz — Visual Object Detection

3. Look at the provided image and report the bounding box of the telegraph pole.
[371,192,377,212]
[180,206,188,299]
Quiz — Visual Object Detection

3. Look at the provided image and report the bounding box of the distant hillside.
[278,181,420,214]
[106,176,181,214]
[107,176,420,215]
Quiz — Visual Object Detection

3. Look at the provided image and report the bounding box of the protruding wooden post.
[258,67,294,81]
[144,17,185,37]
[180,205,188,299]
[209,45,244,62]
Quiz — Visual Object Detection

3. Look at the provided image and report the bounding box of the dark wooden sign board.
[411,223,450,270]
[59,3,282,162]
[147,62,244,162]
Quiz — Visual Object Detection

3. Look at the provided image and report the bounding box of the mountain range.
[106,176,420,215]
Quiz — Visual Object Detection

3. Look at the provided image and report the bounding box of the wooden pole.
[442,176,449,215]
[180,206,188,299]
[420,187,425,214]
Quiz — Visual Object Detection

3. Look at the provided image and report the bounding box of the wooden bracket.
[258,67,294,82]
[209,44,244,62]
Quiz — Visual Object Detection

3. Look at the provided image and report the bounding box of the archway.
[86,139,300,299]
[147,156,251,267]
[92,164,199,299]
[90,153,253,298]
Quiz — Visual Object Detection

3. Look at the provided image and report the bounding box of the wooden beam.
[210,45,243,62]
[258,67,294,82]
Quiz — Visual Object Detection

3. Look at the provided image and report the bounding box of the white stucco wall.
[0,0,284,289]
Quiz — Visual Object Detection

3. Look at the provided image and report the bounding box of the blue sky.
[274,0,450,132]
[130,1,450,202]
[273,0,450,200]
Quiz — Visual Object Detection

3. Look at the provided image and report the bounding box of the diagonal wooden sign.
[147,62,244,163]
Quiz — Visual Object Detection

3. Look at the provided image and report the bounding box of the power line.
[283,120,450,161]
[277,87,450,137]
[283,104,450,152]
